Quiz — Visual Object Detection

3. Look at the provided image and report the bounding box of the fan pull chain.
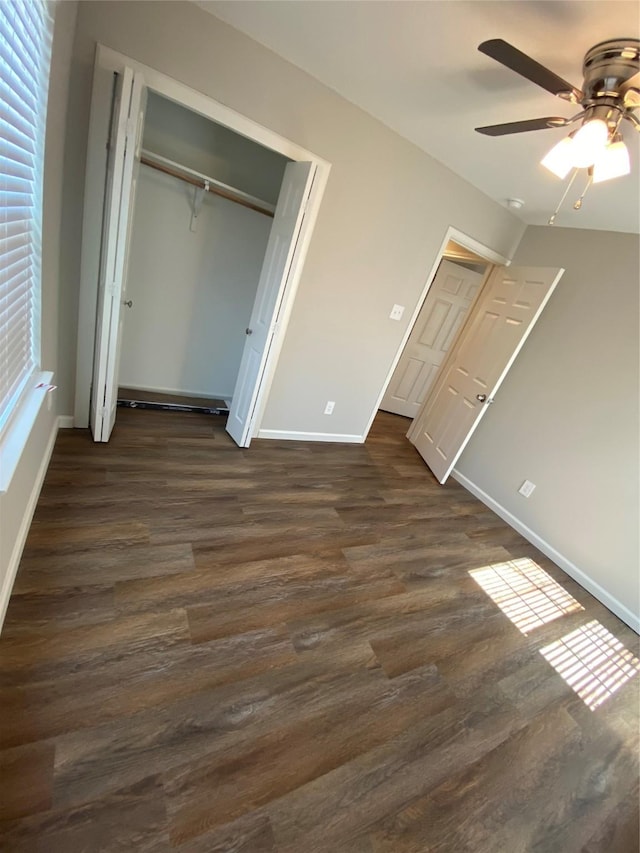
[548,168,579,225]
[573,169,594,210]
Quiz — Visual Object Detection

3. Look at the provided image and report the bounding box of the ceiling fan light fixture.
[592,138,631,183]
[541,135,576,179]
[570,118,609,167]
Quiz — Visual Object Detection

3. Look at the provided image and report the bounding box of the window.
[0,0,53,435]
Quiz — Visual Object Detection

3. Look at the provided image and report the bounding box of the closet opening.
[116,91,291,423]
[75,45,330,448]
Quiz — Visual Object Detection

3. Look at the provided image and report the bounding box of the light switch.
[390,304,405,321]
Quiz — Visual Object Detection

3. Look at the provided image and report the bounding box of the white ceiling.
[199,0,640,233]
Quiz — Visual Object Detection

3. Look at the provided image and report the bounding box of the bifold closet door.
[226,160,316,447]
[90,68,146,442]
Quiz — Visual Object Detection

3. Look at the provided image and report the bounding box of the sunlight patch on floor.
[469,557,584,635]
[540,619,640,710]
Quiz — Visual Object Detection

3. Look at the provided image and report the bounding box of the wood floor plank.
[266,690,529,852]
[0,627,297,749]
[51,657,392,809]
[12,542,196,592]
[369,600,507,679]
[20,520,150,555]
[187,572,406,644]
[0,609,190,687]
[165,665,453,845]
[0,585,115,634]
[0,741,55,821]
[0,408,637,852]
[188,528,380,564]
[367,705,582,853]
[114,551,357,614]
[0,775,170,852]
[171,811,277,853]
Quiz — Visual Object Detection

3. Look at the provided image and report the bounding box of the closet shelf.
[140,149,276,218]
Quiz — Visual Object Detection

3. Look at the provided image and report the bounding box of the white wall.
[61,0,525,439]
[143,92,288,205]
[455,226,640,629]
[0,1,78,628]
[119,168,272,398]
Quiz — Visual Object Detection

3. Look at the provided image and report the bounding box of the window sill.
[0,371,55,494]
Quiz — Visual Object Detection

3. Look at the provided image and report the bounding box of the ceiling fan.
[475,38,640,216]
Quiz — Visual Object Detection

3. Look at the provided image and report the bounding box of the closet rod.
[140,151,275,218]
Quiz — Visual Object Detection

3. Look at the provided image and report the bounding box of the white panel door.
[409,265,563,483]
[380,259,485,418]
[90,69,146,442]
[226,160,315,447]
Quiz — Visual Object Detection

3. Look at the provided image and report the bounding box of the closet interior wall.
[118,92,290,402]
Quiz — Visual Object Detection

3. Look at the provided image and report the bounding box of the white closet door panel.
[226,160,315,447]
[102,77,147,441]
[90,68,131,440]
[90,68,146,442]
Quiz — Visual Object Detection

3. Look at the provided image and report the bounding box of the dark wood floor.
[0,409,638,852]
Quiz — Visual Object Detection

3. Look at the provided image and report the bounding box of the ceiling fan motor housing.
[581,38,640,127]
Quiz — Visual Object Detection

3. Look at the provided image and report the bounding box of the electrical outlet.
[518,480,536,498]
[389,304,405,321]
[324,401,335,415]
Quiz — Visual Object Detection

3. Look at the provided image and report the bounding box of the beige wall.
[62,0,525,436]
[456,226,640,626]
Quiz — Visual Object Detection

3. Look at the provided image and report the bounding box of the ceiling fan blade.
[475,117,569,136]
[479,39,583,102]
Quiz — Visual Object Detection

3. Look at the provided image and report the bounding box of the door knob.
[123,299,133,308]
[245,328,253,335]
[476,394,487,402]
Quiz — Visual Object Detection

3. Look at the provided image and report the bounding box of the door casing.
[366,226,510,440]
[75,45,330,443]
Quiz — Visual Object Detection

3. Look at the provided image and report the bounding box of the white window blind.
[0,0,52,434]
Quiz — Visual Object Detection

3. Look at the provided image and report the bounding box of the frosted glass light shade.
[541,136,575,178]
[592,140,631,183]
[571,119,609,167]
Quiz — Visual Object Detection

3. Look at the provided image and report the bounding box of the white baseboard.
[257,429,364,444]
[118,382,231,400]
[0,414,61,631]
[58,415,74,428]
[452,468,640,634]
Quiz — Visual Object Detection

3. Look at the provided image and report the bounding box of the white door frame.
[363,226,511,440]
[74,44,331,437]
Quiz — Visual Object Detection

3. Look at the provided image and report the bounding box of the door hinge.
[101,405,108,420]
